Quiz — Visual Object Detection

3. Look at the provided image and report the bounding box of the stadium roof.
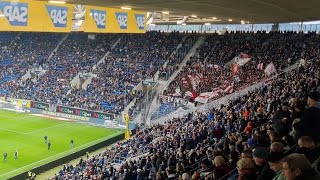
[54,0,320,24]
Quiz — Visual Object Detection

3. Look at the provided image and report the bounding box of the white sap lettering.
[20,7,27,22]
[3,6,12,19]
[117,15,127,27]
[50,9,67,24]
[12,6,19,21]
[137,17,144,28]
[50,9,57,22]
[61,10,67,24]
[93,13,105,26]
[3,6,27,22]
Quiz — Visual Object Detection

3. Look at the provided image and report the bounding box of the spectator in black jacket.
[253,147,276,180]
[297,92,320,142]
[296,136,320,164]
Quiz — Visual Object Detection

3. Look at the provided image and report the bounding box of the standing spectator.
[213,156,230,180]
[296,92,320,142]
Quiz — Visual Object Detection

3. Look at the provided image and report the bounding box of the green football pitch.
[0,110,123,179]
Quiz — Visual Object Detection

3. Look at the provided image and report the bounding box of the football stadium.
[0,0,320,180]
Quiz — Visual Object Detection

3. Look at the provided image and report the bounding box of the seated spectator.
[180,172,190,180]
[270,142,285,153]
[296,136,320,163]
[200,158,213,177]
[213,156,230,180]
[244,122,253,134]
[267,152,286,180]
[282,153,320,180]
[252,147,275,180]
[166,166,178,180]
[237,158,257,180]
[229,150,240,169]
[241,150,253,159]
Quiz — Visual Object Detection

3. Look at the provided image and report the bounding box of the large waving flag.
[235,53,251,66]
[264,62,277,76]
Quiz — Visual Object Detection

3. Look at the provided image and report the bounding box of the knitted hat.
[267,152,285,163]
[253,147,269,159]
[308,91,320,101]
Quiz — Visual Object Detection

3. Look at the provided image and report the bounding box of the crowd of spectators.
[2,31,320,117]
[56,32,187,114]
[9,33,119,105]
[158,34,198,80]
[0,31,191,114]
[50,56,320,180]
[0,33,64,96]
[164,31,320,106]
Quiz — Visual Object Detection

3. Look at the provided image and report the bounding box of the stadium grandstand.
[0,0,320,180]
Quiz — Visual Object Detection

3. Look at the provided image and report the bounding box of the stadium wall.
[29,108,137,129]
[8,129,137,180]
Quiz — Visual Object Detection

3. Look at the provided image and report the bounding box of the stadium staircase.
[93,36,121,69]
[9,33,22,46]
[153,35,188,81]
[20,34,68,82]
[125,35,194,124]
[70,36,122,90]
[21,67,47,82]
[48,34,69,60]
[140,36,206,124]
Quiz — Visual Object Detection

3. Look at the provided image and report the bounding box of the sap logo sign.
[90,10,106,29]
[135,14,145,30]
[46,5,68,28]
[0,2,28,26]
[115,12,128,29]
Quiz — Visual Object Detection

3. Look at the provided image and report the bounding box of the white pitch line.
[26,122,70,135]
[0,127,28,135]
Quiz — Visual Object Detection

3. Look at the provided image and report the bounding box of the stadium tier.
[47,56,320,180]
[0,28,320,180]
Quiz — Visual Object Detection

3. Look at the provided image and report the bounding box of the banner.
[257,63,264,70]
[84,5,107,33]
[0,0,72,32]
[84,5,146,33]
[56,105,115,120]
[264,62,277,76]
[30,101,50,110]
[7,98,31,108]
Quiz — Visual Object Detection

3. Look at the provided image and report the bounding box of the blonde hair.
[237,158,255,170]
[213,156,225,167]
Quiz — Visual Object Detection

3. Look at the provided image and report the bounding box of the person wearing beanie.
[253,147,275,180]
[267,152,286,180]
[297,91,320,142]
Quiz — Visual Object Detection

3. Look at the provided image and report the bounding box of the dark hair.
[282,153,313,171]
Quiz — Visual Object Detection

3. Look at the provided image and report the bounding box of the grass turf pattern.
[0,110,123,179]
